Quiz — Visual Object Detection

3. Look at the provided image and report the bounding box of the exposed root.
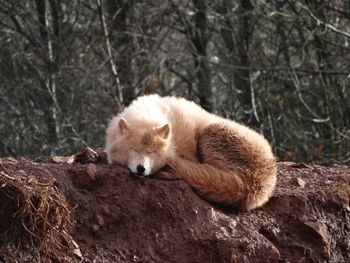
[0,164,72,260]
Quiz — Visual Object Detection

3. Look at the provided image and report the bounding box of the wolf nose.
[136,164,145,174]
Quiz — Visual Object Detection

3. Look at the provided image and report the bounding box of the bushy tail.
[171,158,276,211]
[171,158,246,207]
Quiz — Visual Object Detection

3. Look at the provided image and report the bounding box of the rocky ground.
[0,147,349,262]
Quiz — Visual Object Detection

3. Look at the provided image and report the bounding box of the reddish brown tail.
[172,157,276,211]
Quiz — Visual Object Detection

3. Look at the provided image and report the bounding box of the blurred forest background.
[0,0,349,164]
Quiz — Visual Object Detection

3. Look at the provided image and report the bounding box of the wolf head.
[106,117,175,177]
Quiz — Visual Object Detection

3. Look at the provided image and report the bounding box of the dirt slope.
[1,148,350,262]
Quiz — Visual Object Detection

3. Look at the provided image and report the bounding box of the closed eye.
[130,147,155,154]
[130,147,138,153]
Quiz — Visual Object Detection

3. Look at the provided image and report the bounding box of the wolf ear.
[118,118,130,135]
[156,123,171,139]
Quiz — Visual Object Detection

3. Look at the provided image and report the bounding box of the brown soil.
[1,147,350,262]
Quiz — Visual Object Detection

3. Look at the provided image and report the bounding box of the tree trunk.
[218,0,255,123]
[236,0,254,122]
[34,0,60,146]
[106,0,135,106]
[192,0,212,112]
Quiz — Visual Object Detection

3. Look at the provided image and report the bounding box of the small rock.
[86,163,97,180]
[304,221,330,258]
[291,177,306,188]
[96,214,104,226]
[92,224,100,232]
[51,155,75,164]
[71,239,83,259]
[304,221,329,244]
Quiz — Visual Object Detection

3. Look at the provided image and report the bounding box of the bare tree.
[0,0,349,163]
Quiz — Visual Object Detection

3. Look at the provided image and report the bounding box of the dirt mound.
[1,148,350,262]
